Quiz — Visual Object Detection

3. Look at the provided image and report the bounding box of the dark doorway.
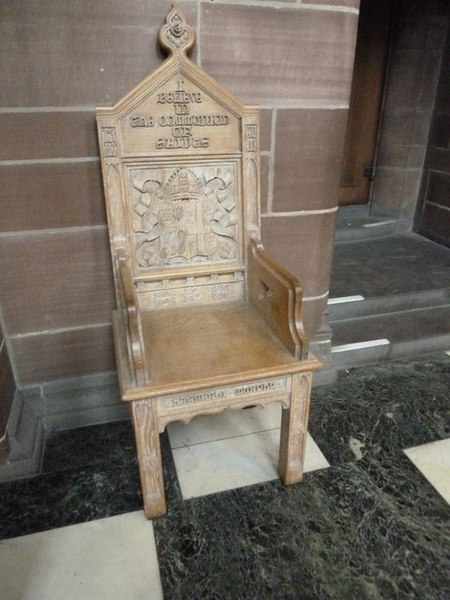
[339,0,393,206]
[414,21,450,248]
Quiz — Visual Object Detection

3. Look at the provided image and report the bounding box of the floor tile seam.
[309,432,450,466]
[173,454,415,503]
[0,506,145,539]
[379,430,450,455]
[170,425,282,450]
[402,447,450,507]
[1,507,144,539]
[0,461,432,542]
[403,436,450,454]
[3,448,443,538]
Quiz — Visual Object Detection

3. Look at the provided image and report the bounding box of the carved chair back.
[97,8,262,312]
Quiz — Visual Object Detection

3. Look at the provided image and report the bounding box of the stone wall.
[0,0,359,387]
[371,0,449,224]
[415,17,450,247]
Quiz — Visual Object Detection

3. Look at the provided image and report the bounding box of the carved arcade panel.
[128,162,242,271]
[136,270,244,309]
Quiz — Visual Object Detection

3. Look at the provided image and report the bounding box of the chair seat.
[140,302,304,393]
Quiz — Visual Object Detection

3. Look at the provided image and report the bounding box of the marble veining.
[154,456,450,599]
[0,426,180,540]
[153,355,450,599]
[308,355,450,466]
[42,419,137,474]
[0,355,449,598]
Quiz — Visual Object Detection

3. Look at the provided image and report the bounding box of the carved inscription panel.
[120,76,240,155]
[128,162,241,270]
[158,376,291,412]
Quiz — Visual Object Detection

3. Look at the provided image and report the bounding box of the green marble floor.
[154,354,450,599]
[0,354,449,599]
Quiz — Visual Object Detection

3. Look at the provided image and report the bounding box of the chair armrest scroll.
[116,251,148,385]
[248,238,309,360]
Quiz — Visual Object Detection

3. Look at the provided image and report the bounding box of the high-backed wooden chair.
[97,7,322,518]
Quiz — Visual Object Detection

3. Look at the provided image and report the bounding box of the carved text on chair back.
[97,7,260,311]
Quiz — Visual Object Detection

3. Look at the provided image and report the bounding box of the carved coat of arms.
[131,165,239,268]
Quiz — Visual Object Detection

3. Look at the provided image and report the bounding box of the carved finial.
[158,6,195,57]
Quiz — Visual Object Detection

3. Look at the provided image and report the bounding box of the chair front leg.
[278,372,312,485]
[131,399,166,518]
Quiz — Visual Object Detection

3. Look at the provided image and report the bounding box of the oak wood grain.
[98,7,321,518]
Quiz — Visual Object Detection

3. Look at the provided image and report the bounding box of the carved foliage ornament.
[158,7,195,57]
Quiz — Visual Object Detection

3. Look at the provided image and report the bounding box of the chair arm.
[248,238,309,360]
[116,251,148,385]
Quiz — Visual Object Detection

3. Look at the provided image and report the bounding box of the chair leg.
[130,399,166,518]
[278,372,312,485]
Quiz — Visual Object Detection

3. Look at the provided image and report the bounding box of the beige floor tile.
[167,402,281,449]
[173,428,329,499]
[404,438,450,505]
[0,511,163,600]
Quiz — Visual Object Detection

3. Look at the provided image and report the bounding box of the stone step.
[330,234,450,302]
[334,217,411,243]
[328,288,450,321]
[330,305,450,370]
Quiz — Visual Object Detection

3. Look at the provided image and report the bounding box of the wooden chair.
[96,7,322,518]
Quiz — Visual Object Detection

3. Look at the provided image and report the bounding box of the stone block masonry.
[0,0,359,387]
